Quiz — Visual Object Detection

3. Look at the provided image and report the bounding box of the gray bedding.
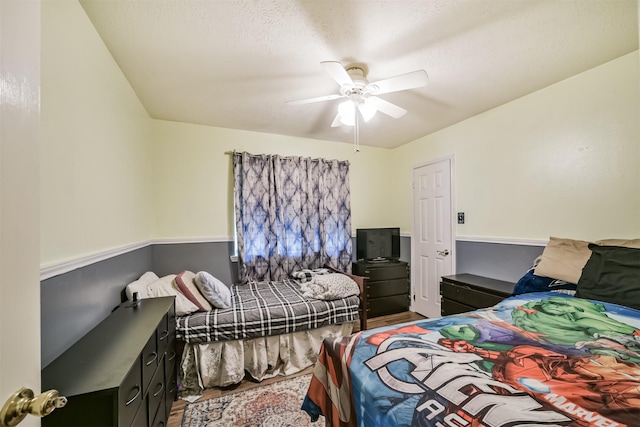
[176,278,360,343]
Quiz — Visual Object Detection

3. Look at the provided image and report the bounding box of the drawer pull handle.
[159,331,169,341]
[153,383,164,398]
[168,351,176,362]
[146,352,158,366]
[125,386,141,406]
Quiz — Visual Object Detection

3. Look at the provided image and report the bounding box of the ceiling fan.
[288,61,428,151]
[288,61,429,127]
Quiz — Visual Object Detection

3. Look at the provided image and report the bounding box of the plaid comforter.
[176,279,360,343]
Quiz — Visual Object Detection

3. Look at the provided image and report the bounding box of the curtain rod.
[225,151,348,163]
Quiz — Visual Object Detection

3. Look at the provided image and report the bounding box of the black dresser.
[440,274,515,316]
[352,260,410,318]
[42,297,177,427]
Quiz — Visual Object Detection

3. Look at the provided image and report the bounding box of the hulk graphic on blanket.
[441,296,640,362]
[511,296,637,344]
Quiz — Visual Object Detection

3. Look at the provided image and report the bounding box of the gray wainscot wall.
[41,236,542,368]
[455,240,544,283]
[41,242,236,368]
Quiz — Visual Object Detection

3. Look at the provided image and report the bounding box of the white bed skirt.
[179,321,356,396]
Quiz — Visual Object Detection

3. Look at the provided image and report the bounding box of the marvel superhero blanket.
[302,292,640,427]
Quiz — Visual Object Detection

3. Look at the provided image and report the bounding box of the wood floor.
[167,310,425,427]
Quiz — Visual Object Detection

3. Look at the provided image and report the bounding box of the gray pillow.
[194,271,232,309]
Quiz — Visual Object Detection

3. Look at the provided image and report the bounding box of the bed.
[124,267,365,396]
[302,240,640,426]
[174,271,365,396]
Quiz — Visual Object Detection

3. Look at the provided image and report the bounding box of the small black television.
[356,227,401,261]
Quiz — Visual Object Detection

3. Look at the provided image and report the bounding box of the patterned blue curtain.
[233,152,352,283]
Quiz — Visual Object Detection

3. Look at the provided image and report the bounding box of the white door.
[412,157,454,318]
[1,2,42,427]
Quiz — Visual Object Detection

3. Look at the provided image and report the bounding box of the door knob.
[437,249,450,256]
[0,387,67,427]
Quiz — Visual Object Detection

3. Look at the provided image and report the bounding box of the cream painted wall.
[391,52,640,242]
[38,0,639,268]
[151,120,396,239]
[40,0,153,268]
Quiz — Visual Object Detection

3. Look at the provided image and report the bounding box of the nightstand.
[440,274,515,316]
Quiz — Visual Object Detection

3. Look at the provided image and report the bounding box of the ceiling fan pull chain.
[354,108,360,152]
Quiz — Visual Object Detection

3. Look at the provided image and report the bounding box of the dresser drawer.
[441,298,475,316]
[368,295,410,317]
[147,362,165,426]
[365,264,408,281]
[164,369,177,420]
[164,339,177,374]
[157,313,170,358]
[131,401,149,427]
[119,355,143,427]
[164,336,177,416]
[142,332,159,393]
[440,281,504,308]
[367,278,409,298]
[150,405,167,427]
[167,308,176,338]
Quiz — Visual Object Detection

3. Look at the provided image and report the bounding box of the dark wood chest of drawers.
[353,260,410,318]
[440,274,515,316]
[42,297,177,427]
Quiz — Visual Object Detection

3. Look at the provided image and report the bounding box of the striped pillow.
[174,271,212,312]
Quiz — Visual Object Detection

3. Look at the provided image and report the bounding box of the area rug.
[181,374,324,426]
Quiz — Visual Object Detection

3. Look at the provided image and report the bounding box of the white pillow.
[125,271,160,301]
[146,274,199,316]
[194,271,232,309]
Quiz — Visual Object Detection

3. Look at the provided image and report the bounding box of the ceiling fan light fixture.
[338,100,356,126]
[338,96,377,126]
[359,97,377,122]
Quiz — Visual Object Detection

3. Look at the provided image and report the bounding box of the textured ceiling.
[79,0,638,149]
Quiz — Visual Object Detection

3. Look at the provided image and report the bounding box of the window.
[233,152,352,282]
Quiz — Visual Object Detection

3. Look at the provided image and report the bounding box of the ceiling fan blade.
[368,70,428,95]
[321,61,354,88]
[370,96,407,118]
[330,112,344,127]
[287,93,343,105]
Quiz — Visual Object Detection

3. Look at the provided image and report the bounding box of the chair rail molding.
[40,237,233,280]
[455,236,548,246]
